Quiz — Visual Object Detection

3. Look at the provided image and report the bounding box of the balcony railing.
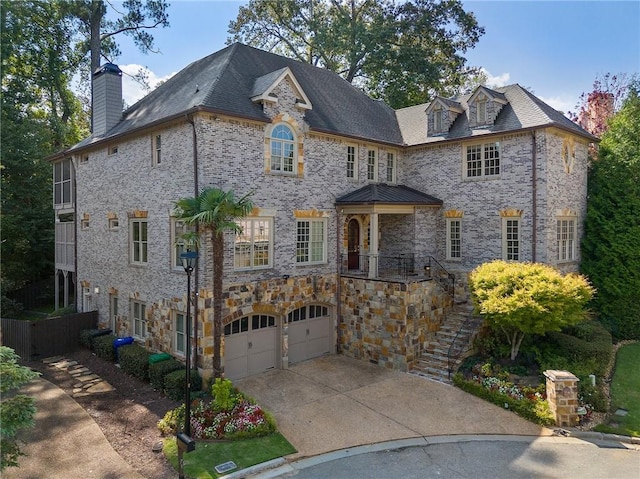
[340,253,455,296]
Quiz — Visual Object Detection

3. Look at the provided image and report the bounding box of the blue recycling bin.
[113,336,134,360]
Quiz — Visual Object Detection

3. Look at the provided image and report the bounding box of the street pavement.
[252,435,640,479]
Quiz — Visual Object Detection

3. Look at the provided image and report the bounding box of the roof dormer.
[467,85,508,128]
[425,96,463,136]
[251,66,312,111]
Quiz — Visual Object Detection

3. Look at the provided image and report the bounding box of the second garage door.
[288,305,333,364]
[224,314,278,380]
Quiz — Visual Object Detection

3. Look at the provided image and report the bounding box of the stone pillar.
[369,213,379,279]
[543,370,580,427]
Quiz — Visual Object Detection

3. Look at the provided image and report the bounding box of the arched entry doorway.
[348,218,360,270]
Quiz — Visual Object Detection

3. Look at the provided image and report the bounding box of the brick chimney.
[92,63,123,136]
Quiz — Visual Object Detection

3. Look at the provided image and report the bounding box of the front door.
[348,219,360,270]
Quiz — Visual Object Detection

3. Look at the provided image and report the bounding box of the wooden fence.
[1,311,98,361]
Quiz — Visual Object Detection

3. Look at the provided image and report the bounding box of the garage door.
[224,314,278,380]
[288,305,333,364]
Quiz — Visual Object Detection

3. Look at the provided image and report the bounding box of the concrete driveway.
[235,355,552,459]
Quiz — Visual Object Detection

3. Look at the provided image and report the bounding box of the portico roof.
[336,183,442,214]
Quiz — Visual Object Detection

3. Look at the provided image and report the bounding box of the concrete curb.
[238,433,639,478]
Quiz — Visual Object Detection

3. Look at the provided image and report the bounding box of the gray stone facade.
[56,47,593,379]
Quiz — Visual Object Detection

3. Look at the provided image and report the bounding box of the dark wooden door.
[348,219,360,270]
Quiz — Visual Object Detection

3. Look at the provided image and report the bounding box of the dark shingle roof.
[70,43,403,151]
[396,84,598,146]
[336,183,442,206]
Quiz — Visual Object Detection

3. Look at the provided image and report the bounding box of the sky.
[112,0,640,114]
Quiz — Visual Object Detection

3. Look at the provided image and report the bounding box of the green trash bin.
[149,352,171,364]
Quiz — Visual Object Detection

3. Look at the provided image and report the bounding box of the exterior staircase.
[411,301,483,384]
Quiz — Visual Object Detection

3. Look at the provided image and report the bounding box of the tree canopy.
[470,261,594,361]
[581,82,640,340]
[228,0,484,108]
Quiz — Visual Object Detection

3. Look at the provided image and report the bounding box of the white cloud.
[480,68,510,88]
[538,95,575,115]
[119,64,176,106]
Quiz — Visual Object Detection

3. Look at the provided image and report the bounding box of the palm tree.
[175,187,253,378]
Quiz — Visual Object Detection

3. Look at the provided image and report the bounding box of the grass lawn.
[595,342,640,437]
[164,433,296,478]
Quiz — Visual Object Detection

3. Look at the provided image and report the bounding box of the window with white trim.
[174,311,186,356]
[130,219,148,264]
[110,294,118,332]
[465,142,500,178]
[446,218,462,260]
[346,145,357,179]
[386,152,396,183]
[171,218,195,270]
[108,217,119,230]
[502,217,520,261]
[477,99,487,123]
[367,149,377,181]
[557,217,576,262]
[153,134,162,165]
[296,218,327,264]
[434,106,443,131]
[234,218,273,270]
[54,159,73,206]
[131,300,147,339]
[270,124,295,174]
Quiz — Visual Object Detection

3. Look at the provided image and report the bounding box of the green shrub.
[579,380,608,413]
[149,358,184,391]
[119,344,151,381]
[79,329,94,350]
[164,369,202,401]
[212,378,238,411]
[93,334,117,362]
[158,403,185,435]
[48,305,76,317]
[453,373,555,426]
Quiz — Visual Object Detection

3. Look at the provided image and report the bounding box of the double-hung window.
[174,312,186,355]
[172,219,195,270]
[465,142,500,178]
[132,301,147,339]
[367,149,377,181]
[270,124,295,174]
[557,217,576,262]
[446,218,462,260]
[234,218,273,270]
[296,218,327,265]
[110,294,118,332]
[386,152,396,183]
[346,145,357,179]
[153,134,162,165]
[54,159,73,206]
[434,107,443,131]
[502,218,520,261]
[130,219,148,264]
[477,99,487,123]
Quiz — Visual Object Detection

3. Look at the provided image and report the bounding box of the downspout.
[335,206,342,354]
[186,114,200,370]
[531,131,537,262]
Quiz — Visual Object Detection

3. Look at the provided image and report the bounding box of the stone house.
[50,43,596,381]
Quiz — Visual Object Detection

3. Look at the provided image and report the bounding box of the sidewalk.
[3,377,144,479]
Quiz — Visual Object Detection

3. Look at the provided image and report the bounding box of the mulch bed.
[28,348,181,479]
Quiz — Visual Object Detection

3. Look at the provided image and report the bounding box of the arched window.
[270,124,295,173]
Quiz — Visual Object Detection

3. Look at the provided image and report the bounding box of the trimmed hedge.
[79,329,94,350]
[119,343,151,381]
[164,369,202,401]
[93,334,117,362]
[453,374,555,426]
[149,358,184,391]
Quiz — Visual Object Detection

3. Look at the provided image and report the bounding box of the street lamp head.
[180,250,198,273]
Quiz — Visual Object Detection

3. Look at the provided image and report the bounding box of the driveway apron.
[236,355,551,459]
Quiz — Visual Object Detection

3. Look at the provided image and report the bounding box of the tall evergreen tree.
[581,83,640,340]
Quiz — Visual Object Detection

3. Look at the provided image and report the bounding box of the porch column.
[369,212,379,278]
[55,270,60,311]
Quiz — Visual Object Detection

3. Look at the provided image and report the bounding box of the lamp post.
[177,249,198,478]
